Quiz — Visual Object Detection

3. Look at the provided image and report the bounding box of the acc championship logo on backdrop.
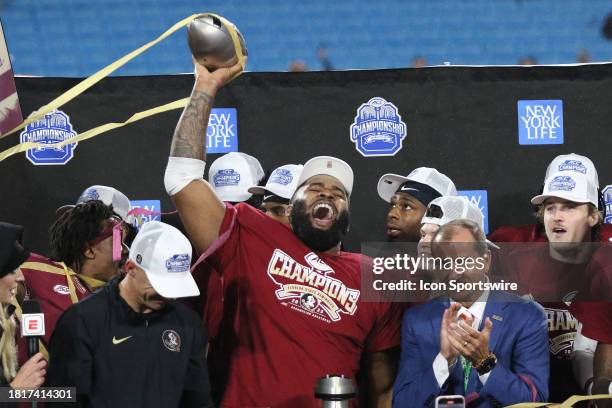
[267,250,360,323]
[458,190,489,234]
[350,97,407,157]
[517,100,563,145]
[206,108,238,154]
[20,110,78,165]
[603,185,612,224]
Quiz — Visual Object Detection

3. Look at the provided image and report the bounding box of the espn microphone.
[21,299,45,358]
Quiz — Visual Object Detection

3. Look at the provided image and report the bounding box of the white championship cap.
[296,156,354,196]
[422,195,499,249]
[208,152,265,202]
[545,153,599,189]
[422,196,483,227]
[531,172,599,207]
[377,167,457,203]
[57,185,132,222]
[248,164,303,200]
[129,221,199,298]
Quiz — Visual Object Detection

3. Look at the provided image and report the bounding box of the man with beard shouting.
[162,62,401,407]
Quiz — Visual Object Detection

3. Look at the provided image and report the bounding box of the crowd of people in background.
[287,47,597,71]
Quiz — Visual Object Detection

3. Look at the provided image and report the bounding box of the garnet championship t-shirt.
[570,246,612,344]
[498,246,588,402]
[206,203,401,408]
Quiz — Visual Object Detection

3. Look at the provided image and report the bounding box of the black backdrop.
[2,64,611,253]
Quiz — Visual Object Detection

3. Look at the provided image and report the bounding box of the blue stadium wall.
[2,0,612,76]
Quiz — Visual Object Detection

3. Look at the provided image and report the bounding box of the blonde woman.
[0,222,46,388]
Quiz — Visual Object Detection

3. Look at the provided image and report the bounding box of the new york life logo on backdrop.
[517,100,563,145]
[206,108,238,154]
[458,190,489,234]
[130,200,161,228]
[19,110,78,165]
[603,185,612,224]
[350,97,407,157]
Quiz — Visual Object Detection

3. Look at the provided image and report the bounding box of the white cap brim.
[247,186,266,196]
[420,215,444,226]
[531,193,594,206]
[146,270,200,299]
[247,185,289,199]
[377,174,410,203]
[486,239,500,250]
[216,190,252,203]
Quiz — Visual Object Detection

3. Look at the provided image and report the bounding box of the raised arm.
[165,61,242,254]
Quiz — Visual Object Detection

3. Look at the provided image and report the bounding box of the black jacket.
[45,276,213,408]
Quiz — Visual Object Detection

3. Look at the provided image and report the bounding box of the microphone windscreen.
[22,299,41,314]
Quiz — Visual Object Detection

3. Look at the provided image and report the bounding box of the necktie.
[460,355,472,393]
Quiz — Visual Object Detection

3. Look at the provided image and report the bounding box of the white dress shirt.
[433,290,492,388]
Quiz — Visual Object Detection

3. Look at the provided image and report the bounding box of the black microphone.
[21,299,45,358]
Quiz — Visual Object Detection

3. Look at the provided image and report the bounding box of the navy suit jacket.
[393,291,549,408]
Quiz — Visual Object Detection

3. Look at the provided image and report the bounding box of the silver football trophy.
[314,375,356,408]
[187,13,248,71]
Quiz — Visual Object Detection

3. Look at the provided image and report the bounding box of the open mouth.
[551,226,567,239]
[386,224,401,238]
[311,201,336,228]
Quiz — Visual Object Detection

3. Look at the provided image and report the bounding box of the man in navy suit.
[393,219,549,407]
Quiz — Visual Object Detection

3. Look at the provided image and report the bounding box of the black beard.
[290,200,350,252]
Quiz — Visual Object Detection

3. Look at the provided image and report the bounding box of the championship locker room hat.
[248,164,304,202]
[57,185,132,222]
[208,152,265,202]
[296,156,354,196]
[545,153,599,189]
[378,167,457,204]
[422,196,499,248]
[531,172,599,207]
[129,221,199,298]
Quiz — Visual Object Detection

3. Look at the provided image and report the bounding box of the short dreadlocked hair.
[49,200,115,272]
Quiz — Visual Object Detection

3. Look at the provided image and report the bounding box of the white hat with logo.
[296,156,354,196]
[545,153,599,189]
[531,171,598,206]
[377,167,457,203]
[422,195,499,249]
[422,196,483,227]
[57,185,133,222]
[208,152,265,202]
[248,164,304,200]
[129,221,199,298]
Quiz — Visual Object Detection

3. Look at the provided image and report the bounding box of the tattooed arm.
[169,61,243,253]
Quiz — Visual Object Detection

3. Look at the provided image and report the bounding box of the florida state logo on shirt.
[267,250,361,323]
[162,330,181,352]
